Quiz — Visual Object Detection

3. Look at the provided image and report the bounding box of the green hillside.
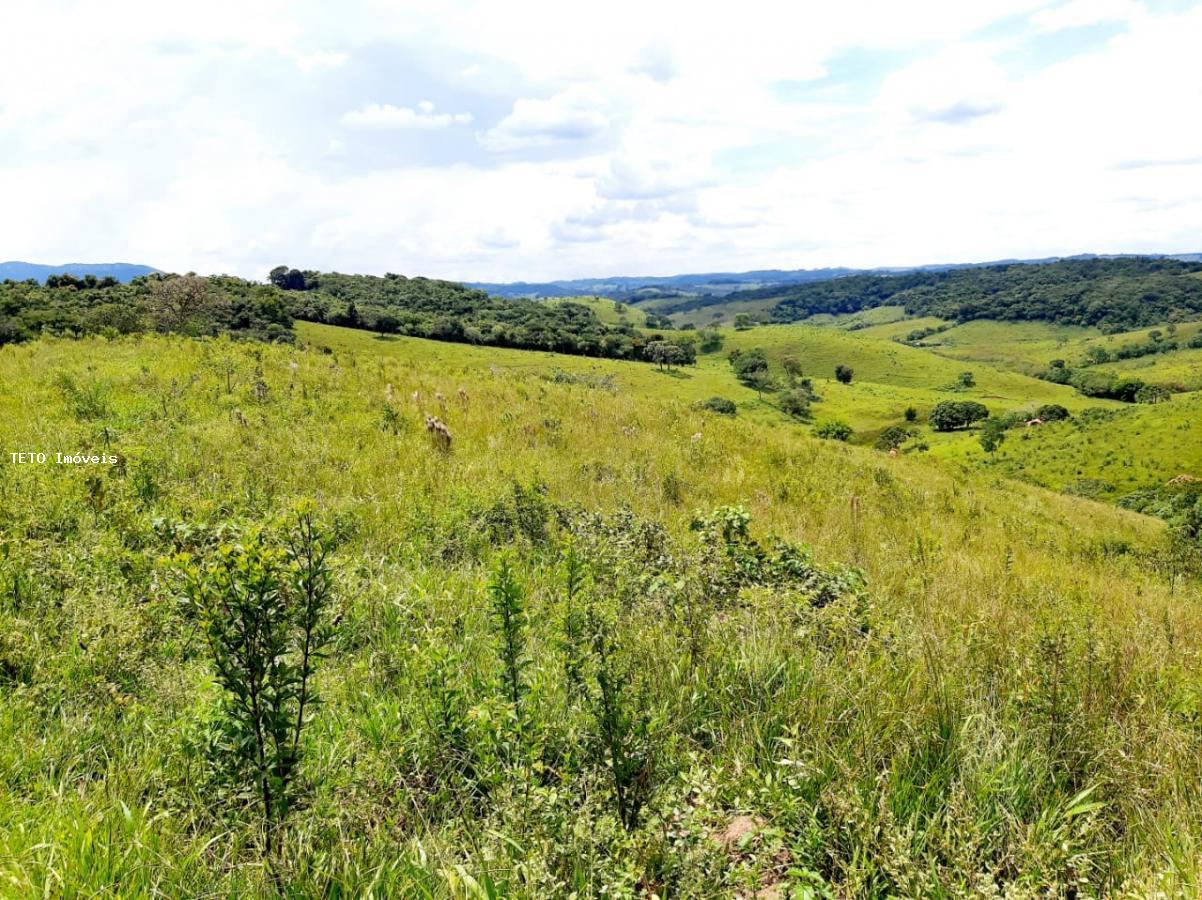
[2,329,1202,896]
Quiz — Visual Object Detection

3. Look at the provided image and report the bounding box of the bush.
[874,425,913,451]
[700,396,737,416]
[778,388,812,420]
[834,364,853,384]
[1034,404,1071,422]
[814,420,853,441]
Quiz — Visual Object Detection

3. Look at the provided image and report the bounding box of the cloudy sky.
[2,0,1201,282]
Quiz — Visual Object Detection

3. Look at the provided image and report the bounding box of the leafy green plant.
[178,506,335,856]
[586,602,654,832]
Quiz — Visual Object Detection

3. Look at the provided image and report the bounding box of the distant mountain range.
[0,261,159,283]
[469,253,1202,300]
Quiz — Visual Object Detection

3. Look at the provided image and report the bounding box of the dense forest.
[272,267,669,359]
[755,257,1202,330]
[0,274,293,345]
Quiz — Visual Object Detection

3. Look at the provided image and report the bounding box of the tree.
[646,340,686,370]
[147,275,225,334]
[929,400,990,431]
[733,313,755,330]
[781,355,803,382]
[1135,383,1172,404]
[1034,404,1070,422]
[745,371,777,399]
[874,425,912,451]
[268,266,306,290]
[834,365,853,384]
[904,406,918,422]
[731,349,768,382]
[778,388,812,420]
[698,329,723,354]
[978,417,1006,454]
[957,371,976,388]
[375,314,400,335]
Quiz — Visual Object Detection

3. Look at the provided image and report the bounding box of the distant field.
[919,319,1202,387]
[932,392,1202,497]
[800,305,910,330]
[301,320,1113,457]
[657,295,780,328]
[550,295,651,327]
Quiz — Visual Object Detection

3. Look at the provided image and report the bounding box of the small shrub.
[814,420,853,441]
[700,396,737,416]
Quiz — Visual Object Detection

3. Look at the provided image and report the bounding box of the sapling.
[586,603,654,832]
[488,555,529,722]
[180,505,334,857]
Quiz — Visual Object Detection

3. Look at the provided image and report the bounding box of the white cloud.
[480,87,610,151]
[1031,0,1143,33]
[341,102,472,130]
[1,0,1200,281]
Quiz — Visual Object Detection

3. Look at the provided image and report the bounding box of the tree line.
[0,273,293,345]
[272,266,693,362]
[747,257,1202,331]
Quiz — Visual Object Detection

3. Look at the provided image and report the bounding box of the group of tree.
[0,272,294,346]
[928,400,991,431]
[1039,359,1176,402]
[1078,326,1202,367]
[745,257,1202,331]
[272,266,697,364]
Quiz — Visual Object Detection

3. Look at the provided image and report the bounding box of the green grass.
[2,330,1201,896]
[931,392,1202,498]
[550,295,651,327]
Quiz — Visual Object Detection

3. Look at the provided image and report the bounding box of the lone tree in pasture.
[875,425,913,451]
[834,365,854,384]
[781,355,803,383]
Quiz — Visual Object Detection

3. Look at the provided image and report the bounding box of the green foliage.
[178,507,335,853]
[929,400,989,431]
[283,268,666,361]
[814,419,853,441]
[1035,403,1071,422]
[874,425,913,451]
[0,273,293,346]
[757,257,1202,330]
[700,396,737,416]
[978,417,1007,454]
[778,387,813,420]
[834,364,853,384]
[488,556,529,724]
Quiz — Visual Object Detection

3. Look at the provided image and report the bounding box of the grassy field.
[930,392,1202,498]
[916,319,1202,387]
[2,327,1201,896]
[551,295,652,327]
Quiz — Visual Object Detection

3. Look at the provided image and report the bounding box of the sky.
[1,0,1201,282]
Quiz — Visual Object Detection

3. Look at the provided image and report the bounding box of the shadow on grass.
[654,368,694,380]
[373,334,401,342]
